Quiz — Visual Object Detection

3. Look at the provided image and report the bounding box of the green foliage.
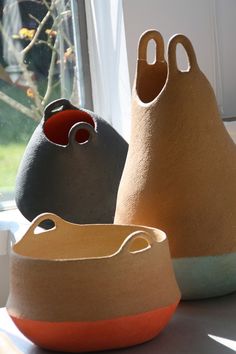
[0,143,25,192]
[0,0,76,201]
[0,81,37,144]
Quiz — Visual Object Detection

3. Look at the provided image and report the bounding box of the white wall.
[122,0,236,118]
[215,0,236,117]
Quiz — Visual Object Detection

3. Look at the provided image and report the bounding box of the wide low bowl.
[173,253,236,300]
[7,213,180,353]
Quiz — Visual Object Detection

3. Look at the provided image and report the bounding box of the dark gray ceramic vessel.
[15,99,128,226]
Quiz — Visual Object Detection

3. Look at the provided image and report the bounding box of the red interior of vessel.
[44,109,95,145]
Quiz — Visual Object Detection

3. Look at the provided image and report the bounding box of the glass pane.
[0,0,81,209]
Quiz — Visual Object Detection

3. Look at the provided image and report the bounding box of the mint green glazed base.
[173,253,236,300]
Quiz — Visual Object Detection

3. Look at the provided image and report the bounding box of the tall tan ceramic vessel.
[114,30,236,299]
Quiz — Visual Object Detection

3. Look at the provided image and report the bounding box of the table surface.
[0,292,236,354]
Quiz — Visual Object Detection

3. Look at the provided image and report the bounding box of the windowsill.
[0,207,30,243]
[0,200,16,212]
[224,120,236,143]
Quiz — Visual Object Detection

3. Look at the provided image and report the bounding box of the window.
[0,0,92,209]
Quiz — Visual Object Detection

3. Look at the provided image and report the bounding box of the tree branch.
[0,0,76,121]
[41,36,59,107]
[0,91,40,121]
[43,0,74,50]
[21,1,55,56]
[0,21,44,114]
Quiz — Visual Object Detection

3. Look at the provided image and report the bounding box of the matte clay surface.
[173,252,236,299]
[15,99,128,226]
[7,213,180,352]
[2,293,236,354]
[10,303,178,353]
[115,31,236,259]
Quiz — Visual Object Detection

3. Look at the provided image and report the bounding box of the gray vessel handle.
[44,98,78,121]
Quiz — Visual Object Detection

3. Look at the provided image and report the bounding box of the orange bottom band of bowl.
[10,302,178,353]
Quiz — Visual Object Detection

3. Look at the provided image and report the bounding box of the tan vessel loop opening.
[136,30,167,104]
[175,43,191,72]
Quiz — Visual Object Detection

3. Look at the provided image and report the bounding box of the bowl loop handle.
[25,213,64,237]
[118,230,155,256]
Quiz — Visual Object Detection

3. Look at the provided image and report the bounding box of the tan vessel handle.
[168,34,199,76]
[25,212,65,236]
[118,230,155,256]
[138,29,165,64]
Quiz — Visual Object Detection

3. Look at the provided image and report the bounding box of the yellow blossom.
[45,29,57,38]
[26,88,35,98]
[64,47,75,62]
[19,28,36,40]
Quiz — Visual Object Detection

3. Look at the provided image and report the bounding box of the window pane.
[0,0,84,209]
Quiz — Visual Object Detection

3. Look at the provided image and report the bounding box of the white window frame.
[85,0,131,141]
